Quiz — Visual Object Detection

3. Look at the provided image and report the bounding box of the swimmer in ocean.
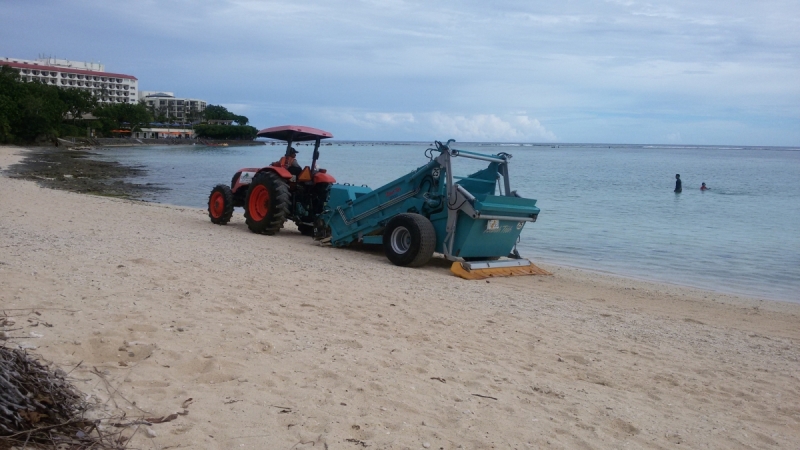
[701,182,709,191]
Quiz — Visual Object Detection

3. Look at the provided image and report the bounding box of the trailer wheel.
[208,184,234,225]
[244,171,290,235]
[383,213,436,267]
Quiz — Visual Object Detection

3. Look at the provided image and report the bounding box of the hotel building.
[139,91,207,122]
[0,56,138,104]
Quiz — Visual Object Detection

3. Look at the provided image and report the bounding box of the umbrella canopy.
[256,125,333,142]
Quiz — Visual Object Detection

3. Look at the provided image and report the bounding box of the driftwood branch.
[0,343,126,449]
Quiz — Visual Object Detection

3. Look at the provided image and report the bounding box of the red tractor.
[207,125,336,236]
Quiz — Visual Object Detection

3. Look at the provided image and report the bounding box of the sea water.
[94,142,800,303]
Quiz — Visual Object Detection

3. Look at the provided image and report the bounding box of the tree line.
[0,65,256,144]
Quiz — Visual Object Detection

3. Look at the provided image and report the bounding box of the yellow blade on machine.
[450,259,552,280]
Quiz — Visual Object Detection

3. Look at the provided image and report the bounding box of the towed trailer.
[320,140,547,279]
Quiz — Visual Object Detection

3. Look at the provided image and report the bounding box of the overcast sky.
[2,0,799,145]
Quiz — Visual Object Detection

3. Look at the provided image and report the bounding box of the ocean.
[93,142,800,303]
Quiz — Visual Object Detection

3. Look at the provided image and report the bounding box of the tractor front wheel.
[383,213,436,267]
[244,171,290,235]
[208,184,234,225]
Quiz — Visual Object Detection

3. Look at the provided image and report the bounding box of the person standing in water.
[674,174,682,193]
[701,182,709,191]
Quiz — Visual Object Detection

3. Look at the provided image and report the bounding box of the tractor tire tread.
[244,171,290,235]
[208,184,235,225]
[384,213,436,267]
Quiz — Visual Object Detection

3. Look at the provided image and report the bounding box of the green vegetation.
[92,102,151,136]
[203,104,249,126]
[1,65,71,143]
[0,65,153,144]
[0,65,256,144]
[194,124,258,140]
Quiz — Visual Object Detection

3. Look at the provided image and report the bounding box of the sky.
[1,0,799,145]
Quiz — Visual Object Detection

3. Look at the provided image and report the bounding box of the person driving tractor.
[279,147,302,176]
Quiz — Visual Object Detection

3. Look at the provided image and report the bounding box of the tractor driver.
[282,147,302,176]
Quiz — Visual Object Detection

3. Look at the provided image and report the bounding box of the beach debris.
[181,398,194,409]
[471,394,498,401]
[110,412,184,429]
[110,419,152,428]
[0,344,125,449]
[145,427,157,438]
[430,377,446,383]
[145,413,180,423]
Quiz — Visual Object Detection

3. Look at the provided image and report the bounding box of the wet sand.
[1,145,799,449]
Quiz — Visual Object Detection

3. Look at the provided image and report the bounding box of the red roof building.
[1,57,138,104]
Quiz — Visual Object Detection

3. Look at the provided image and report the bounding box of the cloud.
[426,113,557,142]
[323,110,556,142]
[363,112,416,126]
[666,132,682,143]
[1,0,798,144]
[322,111,412,128]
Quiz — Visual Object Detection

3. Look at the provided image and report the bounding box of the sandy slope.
[1,145,798,449]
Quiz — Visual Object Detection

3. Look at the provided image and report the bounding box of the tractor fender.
[231,167,263,194]
[314,172,336,184]
[262,166,293,180]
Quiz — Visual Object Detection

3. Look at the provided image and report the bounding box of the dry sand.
[1,145,798,449]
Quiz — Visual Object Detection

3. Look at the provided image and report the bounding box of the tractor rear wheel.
[208,184,234,225]
[244,171,290,235]
[383,213,436,267]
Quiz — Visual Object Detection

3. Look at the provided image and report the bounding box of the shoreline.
[2,144,799,448]
[4,144,795,305]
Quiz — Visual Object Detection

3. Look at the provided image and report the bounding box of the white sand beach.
[1,145,798,449]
